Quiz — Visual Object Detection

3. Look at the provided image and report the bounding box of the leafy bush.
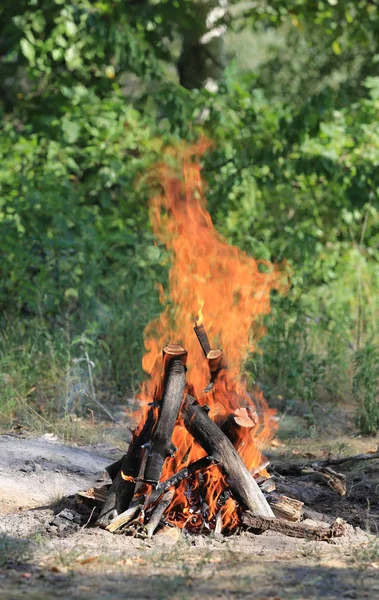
[354,344,379,435]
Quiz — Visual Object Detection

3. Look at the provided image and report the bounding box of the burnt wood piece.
[181,394,275,518]
[106,458,123,481]
[242,512,345,540]
[194,322,211,357]
[268,493,303,522]
[146,455,216,507]
[97,408,156,527]
[144,357,186,485]
[146,489,175,538]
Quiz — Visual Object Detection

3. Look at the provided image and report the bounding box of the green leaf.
[20,38,35,65]
[332,40,342,55]
[61,118,80,144]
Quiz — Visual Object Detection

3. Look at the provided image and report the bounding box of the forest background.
[0,0,378,437]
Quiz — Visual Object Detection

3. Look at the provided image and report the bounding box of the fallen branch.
[242,512,345,541]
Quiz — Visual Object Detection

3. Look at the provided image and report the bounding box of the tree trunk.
[178,0,227,90]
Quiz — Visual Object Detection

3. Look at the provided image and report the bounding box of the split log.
[194,321,211,357]
[105,504,143,533]
[267,493,303,522]
[242,512,345,540]
[181,394,275,518]
[144,355,186,485]
[97,408,155,527]
[146,455,216,507]
[146,489,175,538]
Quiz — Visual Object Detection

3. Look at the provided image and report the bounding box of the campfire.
[81,141,346,541]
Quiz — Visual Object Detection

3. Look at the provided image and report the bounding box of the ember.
[97,140,294,536]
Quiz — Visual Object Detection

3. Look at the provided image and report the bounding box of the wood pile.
[77,322,353,542]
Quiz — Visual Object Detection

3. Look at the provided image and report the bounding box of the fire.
[137,138,287,531]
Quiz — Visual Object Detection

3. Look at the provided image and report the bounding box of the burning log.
[204,349,227,392]
[221,407,258,449]
[194,321,211,357]
[144,350,187,485]
[242,512,346,540]
[97,408,155,527]
[181,394,275,518]
[146,455,216,506]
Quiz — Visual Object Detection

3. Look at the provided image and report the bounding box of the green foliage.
[354,344,379,435]
[0,1,378,431]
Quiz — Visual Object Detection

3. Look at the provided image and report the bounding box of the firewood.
[146,489,175,538]
[146,455,216,507]
[214,510,223,534]
[258,477,276,493]
[105,504,143,533]
[76,485,109,504]
[207,349,226,374]
[204,349,226,393]
[221,407,258,449]
[194,321,211,357]
[144,356,186,485]
[106,458,123,482]
[163,344,188,364]
[242,512,346,540]
[267,493,303,522]
[97,408,156,527]
[181,394,275,518]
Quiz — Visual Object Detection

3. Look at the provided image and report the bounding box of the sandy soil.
[0,433,378,600]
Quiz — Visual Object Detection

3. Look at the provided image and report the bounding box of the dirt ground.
[1,431,379,600]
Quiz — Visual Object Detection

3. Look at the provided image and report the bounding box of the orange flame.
[138,138,288,531]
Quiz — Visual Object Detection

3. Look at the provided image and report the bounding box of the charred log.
[97,408,155,527]
[144,356,186,485]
